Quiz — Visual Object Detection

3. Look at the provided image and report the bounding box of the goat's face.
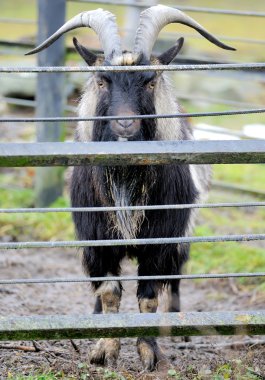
[93,55,159,142]
[74,37,186,142]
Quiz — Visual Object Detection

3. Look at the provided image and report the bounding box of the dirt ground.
[0,247,265,379]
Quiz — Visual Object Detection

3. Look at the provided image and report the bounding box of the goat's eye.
[97,80,105,88]
[147,81,156,90]
[97,79,107,89]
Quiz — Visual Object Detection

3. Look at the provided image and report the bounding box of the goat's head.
[26,5,235,141]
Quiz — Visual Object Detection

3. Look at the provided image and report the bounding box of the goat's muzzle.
[110,111,141,139]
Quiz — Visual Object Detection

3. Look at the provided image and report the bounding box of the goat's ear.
[73,37,98,66]
[157,37,184,65]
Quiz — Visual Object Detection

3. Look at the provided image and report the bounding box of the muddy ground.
[0,247,264,379]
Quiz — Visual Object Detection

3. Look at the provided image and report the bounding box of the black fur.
[158,37,184,65]
[73,37,98,66]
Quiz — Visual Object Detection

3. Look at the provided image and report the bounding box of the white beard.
[106,170,148,240]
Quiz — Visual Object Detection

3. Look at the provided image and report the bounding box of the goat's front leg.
[83,246,124,366]
[90,277,122,366]
[137,279,167,371]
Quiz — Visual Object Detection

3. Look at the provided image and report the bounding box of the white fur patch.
[106,172,146,240]
[111,53,139,66]
[154,76,183,141]
[95,274,120,297]
[77,76,98,142]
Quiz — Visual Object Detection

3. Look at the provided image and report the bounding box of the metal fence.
[0,0,265,343]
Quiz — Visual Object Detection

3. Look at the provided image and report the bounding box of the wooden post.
[35,0,66,207]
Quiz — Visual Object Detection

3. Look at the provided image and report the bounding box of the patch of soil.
[0,248,265,379]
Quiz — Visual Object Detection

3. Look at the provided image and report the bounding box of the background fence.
[0,0,265,360]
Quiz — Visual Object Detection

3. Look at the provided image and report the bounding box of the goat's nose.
[117,119,133,129]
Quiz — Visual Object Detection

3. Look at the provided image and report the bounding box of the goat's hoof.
[137,337,167,371]
[90,338,120,366]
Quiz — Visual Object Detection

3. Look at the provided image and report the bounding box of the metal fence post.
[124,0,157,49]
[35,0,66,207]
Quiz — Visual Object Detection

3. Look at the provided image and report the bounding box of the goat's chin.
[113,131,143,141]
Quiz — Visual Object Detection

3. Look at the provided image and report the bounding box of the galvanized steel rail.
[1,108,265,123]
[212,181,265,199]
[1,63,265,73]
[0,201,264,214]
[1,311,265,341]
[0,18,35,24]
[1,233,265,250]
[0,140,264,167]
[1,272,265,285]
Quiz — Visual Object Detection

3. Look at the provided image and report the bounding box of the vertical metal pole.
[124,0,157,49]
[35,0,66,207]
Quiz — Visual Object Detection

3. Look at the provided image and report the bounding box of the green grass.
[188,164,265,283]
[166,361,263,380]
[7,372,75,380]
[0,171,74,242]
[190,226,265,278]
[213,164,265,191]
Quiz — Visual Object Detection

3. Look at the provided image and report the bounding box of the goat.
[27,5,235,370]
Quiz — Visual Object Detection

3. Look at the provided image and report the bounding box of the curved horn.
[134,4,236,58]
[25,8,122,58]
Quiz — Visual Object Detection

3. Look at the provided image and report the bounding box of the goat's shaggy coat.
[28,4,234,369]
[71,54,212,311]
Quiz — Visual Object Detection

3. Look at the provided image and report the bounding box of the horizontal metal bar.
[0,18,35,24]
[1,40,264,82]
[0,234,265,250]
[212,181,265,199]
[0,202,264,214]
[68,0,265,17]
[0,39,38,49]
[2,41,263,76]
[1,97,76,113]
[1,108,265,123]
[1,63,265,73]
[1,311,265,341]
[0,140,265,167]
[1,272,265,285]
